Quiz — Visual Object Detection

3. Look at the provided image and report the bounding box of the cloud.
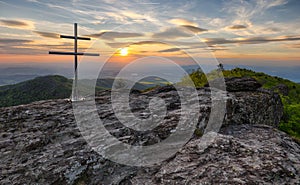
[152,27,191,39]
[105,40,211,55]
[105,42,130,48]
[0,20,28,27]
[224,0,288,21]
[0,38,38,54]
[181,25,208,33]
[0,37,76,55]
[204,38,232,45]
[239,35,300,44]
[0,38,32,45]
[204,18,226,27]
[105,40,167,48]
[205,45,229,52]
[228,25,248,29]
[158,48,181,53]
[262,27,281,33]
[223,20,286,36]
[169,18,198,26]
[221,0,288,37]
[0,19,34,29]
[106,40,210,50]
[204,35,300,45]
[284,43,300,49]
[33,31,59,38]
[0,46,42,55]
[152,24,209,40]
[131,41,166,46]
[119,11,156,23]
[32,42,74,48]
[87,31,144,40]
[258,0,288,9]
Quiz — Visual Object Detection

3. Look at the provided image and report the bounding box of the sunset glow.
[0,0,299,67]
[120,48,128,56]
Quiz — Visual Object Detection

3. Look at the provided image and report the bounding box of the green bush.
[279,97,300,140]
[181,67,300,140]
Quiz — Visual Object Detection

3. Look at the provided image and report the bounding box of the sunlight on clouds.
[169,18,198,27]
[0,19,35,30]
[0,0,300,65]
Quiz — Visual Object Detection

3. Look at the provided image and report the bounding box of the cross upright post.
[49,23,99,101]
[74,23,78,101]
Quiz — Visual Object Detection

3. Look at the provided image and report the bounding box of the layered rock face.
[0,78,299,184]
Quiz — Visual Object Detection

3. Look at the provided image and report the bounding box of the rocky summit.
[0,78,299,184]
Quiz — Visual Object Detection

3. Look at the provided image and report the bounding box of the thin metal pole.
[74,23,78,100]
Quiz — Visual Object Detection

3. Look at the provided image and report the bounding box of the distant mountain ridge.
[1,65,299,86]
[0,75,72,107]
[0,67,72,86]
[1,68,299,108]
[0,75,167,108]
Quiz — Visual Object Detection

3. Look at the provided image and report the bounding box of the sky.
[1,0,300,68]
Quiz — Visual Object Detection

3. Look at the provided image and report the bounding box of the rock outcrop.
[133,125,300,184]
[273,83,290,96]
[205,77,262,92]
[0,78,299,184]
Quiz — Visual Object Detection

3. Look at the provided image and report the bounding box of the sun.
[120,48,128,56]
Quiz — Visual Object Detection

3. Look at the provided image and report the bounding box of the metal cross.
[49,23,99,101]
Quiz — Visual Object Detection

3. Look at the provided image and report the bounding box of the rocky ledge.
[0,78,299,184]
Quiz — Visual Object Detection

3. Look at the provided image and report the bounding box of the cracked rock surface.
[0,82,299,184]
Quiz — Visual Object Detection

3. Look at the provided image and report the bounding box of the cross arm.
[49,51,99,56]
[60,35,91,40]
